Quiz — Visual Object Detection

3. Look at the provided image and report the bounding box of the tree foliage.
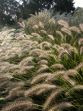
[28,0,75,13]
[0,0,20,25]
[0,0,75,25]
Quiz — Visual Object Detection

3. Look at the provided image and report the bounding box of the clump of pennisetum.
[0,16,83,111]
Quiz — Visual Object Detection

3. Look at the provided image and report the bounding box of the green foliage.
[0,0,75,25]
[26,0,75,13]
[0,0,19,25]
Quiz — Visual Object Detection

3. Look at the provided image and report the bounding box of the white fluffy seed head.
[57,19,69,28]
[78,38,83,45]
[57,102,73,110]
[19,57,33,66]
[80,46,83,54]
[32,25,39,30]
[75,63,83,70]
[66,85,83,95]
[1,100,34,111]
[29,49,44,56]
[69,26,80,33]
[25,84,56,97]
[38,41,52,50]
[63,75,76,86]
[66,69,78,77]
[38,59,48,65]
[72,85,83,90]
[61,27,72,36]
[38,21,44,28]
[43,89,62,110]
[79,23,83,32]
[37,64,49,73]
[5,86,24,100]
[49,18,56,24]
[48,35,55,41]
[56,30,64,39]
[31,73,53,85]
[58,49,69,59]
[48,102,73,111]
[40,30,47,35]
[31,33,40,37]
[51,64,64,70]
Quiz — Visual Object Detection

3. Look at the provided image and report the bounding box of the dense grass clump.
[0,11,83,111]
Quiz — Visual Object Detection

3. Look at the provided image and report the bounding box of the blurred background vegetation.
[0,0,80,25]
